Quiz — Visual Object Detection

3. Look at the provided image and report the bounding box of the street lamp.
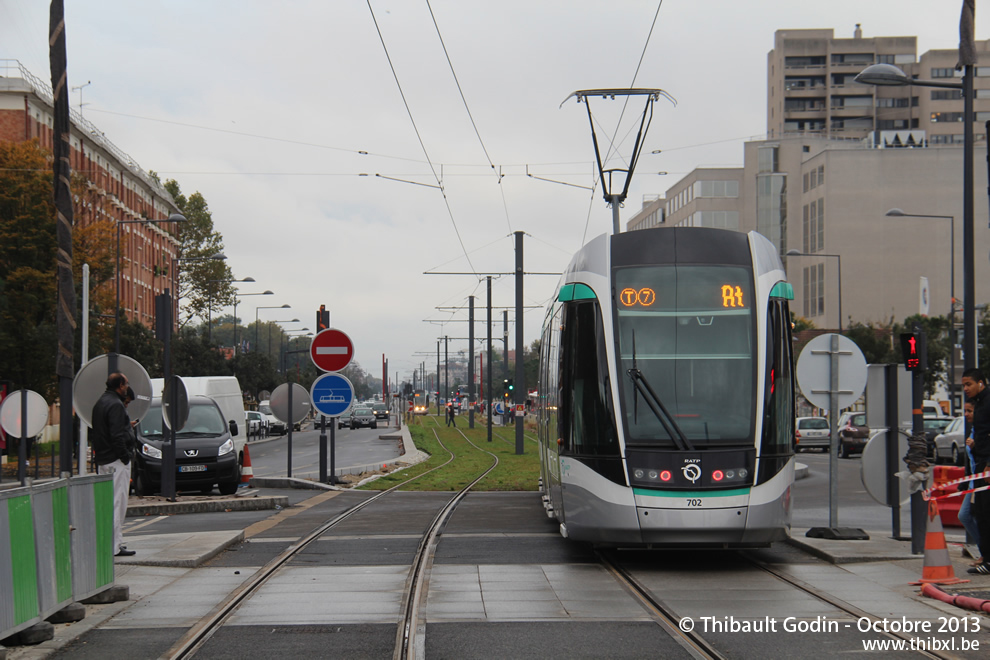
[856,61,976,374]
[786,249,843,331]
[885,208,957,413]
[282,329,312,373]
[256,304,291,350]
[232,290,273,355]
[269,318,300,356]
[207,276,255,343]
[114,213,187,354]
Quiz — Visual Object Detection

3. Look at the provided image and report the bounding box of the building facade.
[0,60,181,329]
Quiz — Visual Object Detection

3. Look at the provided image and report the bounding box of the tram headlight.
[633,469,644,479]
[726,469,735,479]
[712,470,724,482]
[647,470,658,480]
[738,468,748,479]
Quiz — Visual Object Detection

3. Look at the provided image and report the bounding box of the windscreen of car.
[354,408,372,415]
[800,418,828,430]
[924,418,951,431]
[259,404,273,415]
[137,402,226,438]
[851,414,866,426]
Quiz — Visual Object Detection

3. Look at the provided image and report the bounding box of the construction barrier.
[932,465,966,527]
[0,474,114,641]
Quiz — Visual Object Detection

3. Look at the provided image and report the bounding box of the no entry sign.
[310,328,354,372]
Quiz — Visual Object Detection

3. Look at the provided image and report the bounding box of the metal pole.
[330,418,336,484]
[444,336,449,414]
[610,193,621,235]
[469,295,475,430]
[114,222,122,354]
[18,389,27,486]
[487,276,493,442]
[287,378,293,478]
[963,63,975,374]
[828,333,839,528]
[910,322,927,554]
[80,265,90,475]
[949,216,956,415]
[885,365,902,539]
[515,231,525,455]
[835,254,842,332]
[436,340,441,416]
[233,298,238,356]
[319,415,327,483]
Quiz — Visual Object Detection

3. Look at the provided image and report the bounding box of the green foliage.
[843,319,894,365]
[163,179,233,328]
[0,140,58,395]
[790,312,815,333]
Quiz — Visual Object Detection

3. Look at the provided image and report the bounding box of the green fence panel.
[7,494,38,626]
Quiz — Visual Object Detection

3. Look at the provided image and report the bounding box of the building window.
[930,134,964,144]
[831,53,873,65]
[977,89,990,99]
[931,112,964,123]
[758,146,778,174]
[817,264,825,316]
[692,180,739,198]
[688,211,739,230]
[977,67,990,77]
[931,89,963,101]
[808,201,818,252]
[976,112,990,122]
[803,267,810,317]
[931,68,957,78]
[876,96,918,107]
[817,164,824,185]
[803,204,810,253]
[831,95,873,108]
[803,172,809,193]
[757,173,787,254]
[817,198,825,251]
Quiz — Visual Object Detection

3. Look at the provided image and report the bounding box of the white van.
[151,376,247,464]
[923,399,948,418]
[258,399,285,435]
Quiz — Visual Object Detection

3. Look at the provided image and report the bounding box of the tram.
[412,389,430,415]
[538,227,795,547]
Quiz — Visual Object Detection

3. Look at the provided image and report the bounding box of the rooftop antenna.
[71,80,91,116]
[561,88,675,234]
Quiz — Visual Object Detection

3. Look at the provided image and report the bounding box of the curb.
[784,535,918,564]
[795,462,810,480]
[250,477,339,491]
[126,495,288,517]
[116,530,245,568]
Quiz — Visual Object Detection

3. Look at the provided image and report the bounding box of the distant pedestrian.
[91,373,136,557]
[958,401,981,560]
[962,369,990,574]
[446,404,456,427]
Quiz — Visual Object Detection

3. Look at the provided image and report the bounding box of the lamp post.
[885,208,957,414]
[282,330,312,374]
[856,62,975,375]
[269,318,300,357]
[114,213,187,355]
[256,304,291,351]
[786,249,843,331]
[207,276,255,343]
[232,290,273,355]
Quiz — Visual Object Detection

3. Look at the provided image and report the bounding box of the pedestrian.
[962,368,990,574]
[446,403,456,428]
[957,401,981,562]
[91,372,136,557]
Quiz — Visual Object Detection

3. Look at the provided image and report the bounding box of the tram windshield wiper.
[627,368,694,452]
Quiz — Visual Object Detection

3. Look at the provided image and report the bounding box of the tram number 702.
[686,499,703,507]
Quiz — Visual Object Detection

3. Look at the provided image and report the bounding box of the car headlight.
[141,443,162,459]
[218,438,234,456]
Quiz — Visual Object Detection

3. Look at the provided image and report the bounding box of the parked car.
[795,416,830,451]
[258,400,285,435]
[922,417,954,459]
[933,416,966,466]
[133,395,241,496]
[245,410,267,437]
[837,411,869,458]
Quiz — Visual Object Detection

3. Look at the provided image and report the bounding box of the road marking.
[123,515,168,533]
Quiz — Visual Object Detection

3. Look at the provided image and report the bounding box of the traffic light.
[507,379,514,392]
[899,331,927,372]
[316,304,329,332]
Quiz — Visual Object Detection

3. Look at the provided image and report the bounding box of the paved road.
[248,416,403,479]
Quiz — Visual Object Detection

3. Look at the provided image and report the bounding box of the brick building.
[0,60,182,329]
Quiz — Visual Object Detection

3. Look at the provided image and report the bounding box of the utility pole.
[468,295,475,429]
[514,231,525,454]
[487,276,493,442]
[436,340,441,416]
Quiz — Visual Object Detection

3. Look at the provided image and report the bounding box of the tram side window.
[559,301,617,456]
[759,299,795,483]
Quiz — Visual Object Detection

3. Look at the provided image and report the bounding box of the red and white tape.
[922,469,990,502]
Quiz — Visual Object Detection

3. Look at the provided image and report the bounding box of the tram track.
[599,547,960,660]
[160,425,497,660]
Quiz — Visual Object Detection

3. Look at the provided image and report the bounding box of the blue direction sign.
[310,373,355,418]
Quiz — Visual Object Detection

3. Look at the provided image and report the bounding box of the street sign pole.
[319,414,327,483]
[828,334,840,529]
[330,419,337,485]
[910,322,927,554]
[287,378,293,479]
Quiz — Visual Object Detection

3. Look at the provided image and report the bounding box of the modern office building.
[0,60,182,329]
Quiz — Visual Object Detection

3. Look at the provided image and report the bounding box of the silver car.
[795,416,830,451]
[933,416,965,466]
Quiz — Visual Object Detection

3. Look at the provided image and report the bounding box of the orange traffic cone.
[910,500,969,585]
[241,444,254,485]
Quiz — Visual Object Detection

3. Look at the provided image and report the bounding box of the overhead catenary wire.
[426,0,513,235]
[368,0,477,275]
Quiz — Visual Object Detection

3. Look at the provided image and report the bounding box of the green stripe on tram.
[633,487,751,498]
[770,281,794,300]
[557,283,596,302]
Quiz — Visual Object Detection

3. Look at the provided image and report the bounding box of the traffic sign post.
[0,389,48,486]
[310,329,354,373]
[271,381,310,479]
[311,373,355,485]
[796,333,869,540]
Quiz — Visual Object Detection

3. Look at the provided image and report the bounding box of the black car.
[838,412,869,458]
[922,417,953,458]
[372,403,389,420]
[133,395,241,496]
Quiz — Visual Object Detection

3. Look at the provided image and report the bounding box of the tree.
[163,179,233,328]
[843,319,895,365]
[0,140,58,396]
[790,312,815,333]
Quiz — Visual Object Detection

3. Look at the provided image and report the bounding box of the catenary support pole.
[469,295,475,429]
[487,276,493,442]
[515,231,525,454]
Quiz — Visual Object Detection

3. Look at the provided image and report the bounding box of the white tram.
[538,228,795,546]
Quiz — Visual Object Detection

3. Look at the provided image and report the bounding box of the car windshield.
[800,418,828,430]
[851,414,866,426]
[924,418,951,431]
[138,402,226,437]
[259,404,273,415]
[354,408,372,415]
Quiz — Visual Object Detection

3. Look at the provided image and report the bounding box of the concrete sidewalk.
[113,529,244,568]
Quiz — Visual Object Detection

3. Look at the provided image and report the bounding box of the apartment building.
[0,60,182,329]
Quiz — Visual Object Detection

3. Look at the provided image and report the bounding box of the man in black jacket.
[92,372,135,557]
[962,368,990,574]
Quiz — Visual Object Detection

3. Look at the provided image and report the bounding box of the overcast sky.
[2,1,987,383]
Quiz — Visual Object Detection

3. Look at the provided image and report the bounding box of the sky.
[2,1,988,385]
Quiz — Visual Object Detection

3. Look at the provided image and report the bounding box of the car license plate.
[179,465,207,473]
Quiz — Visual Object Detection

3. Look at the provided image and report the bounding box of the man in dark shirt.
[962,369,990,574]
[91,372,135,557]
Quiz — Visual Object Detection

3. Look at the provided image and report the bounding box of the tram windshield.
[614,265,754,446]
